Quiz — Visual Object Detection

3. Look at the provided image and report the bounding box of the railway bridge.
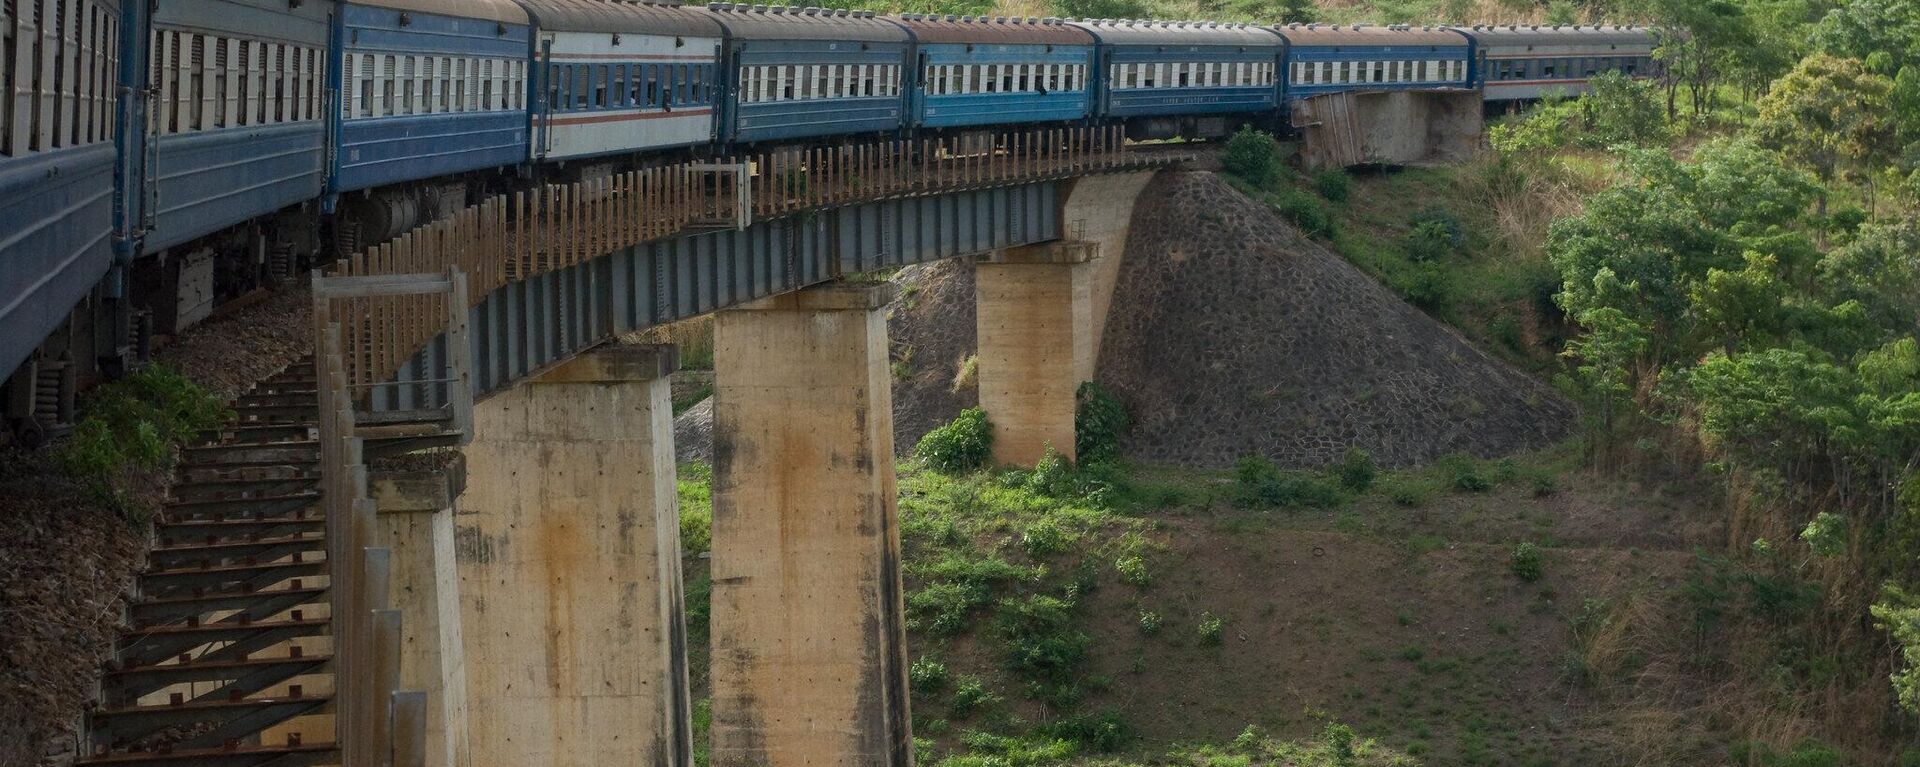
[85,128,1180,767]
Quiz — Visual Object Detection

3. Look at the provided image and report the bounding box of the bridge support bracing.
[456,344,693,767]
[975,243,1100,467]
[709,283,914,767]
[369,461,473,767]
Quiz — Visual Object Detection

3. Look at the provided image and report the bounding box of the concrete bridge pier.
[369,462,472,767]
[708,283,914,767]
[974,170,1158,467]
[456,344,694,767]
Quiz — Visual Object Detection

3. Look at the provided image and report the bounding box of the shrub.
[1272,189,1336,238]
[947,674,997,719]
[1234,456,1343,508]
[996,594,1091,686]
[1313,168,1352,202]
[1198,612,1225,646]
[1222,126,1283,188]
[56,365,230,514]
[1045,709,1130,753]
[1392,260,1454,313]
[1511,542,1545,582]
[1074,382,1128,466]
[1322,722,1358,765]
[916,407,994,473]
[1333,448,1376,492]
[1115,553,1151,588]
[1384,480,1432,507]
[1403,219,1459,262]
[1138,609,1163,635]
[909,656,949,695]
[908,581,989,637]
[1020,518,1072,558]
[1024,447,1076,497]
[1442,454,1493,492]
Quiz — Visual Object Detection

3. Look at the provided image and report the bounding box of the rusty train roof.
[701,3,909,42]
[1062,18,1281,47]
[516,0,721,36]
[1273,23,1468,47]
[890,14,1094,46]
[354,0,529,25]
[1449,24,1659,47]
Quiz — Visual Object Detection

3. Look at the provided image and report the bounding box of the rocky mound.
[1097,172,1574,468]
[676,170,1574,469]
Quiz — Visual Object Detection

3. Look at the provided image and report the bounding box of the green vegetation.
[1509,542,1544,583]
[56,366,230,516]
[916,407,995,473]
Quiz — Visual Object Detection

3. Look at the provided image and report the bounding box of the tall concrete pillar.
[456,344,693,767]
[975,242,1098,467]
[370,461,472,767]
[709,283,913,767]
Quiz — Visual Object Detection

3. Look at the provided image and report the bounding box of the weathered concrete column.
[370,459,472,767]
[975,242,1099,466]
[709,283,913,767]
[457,344,693,767]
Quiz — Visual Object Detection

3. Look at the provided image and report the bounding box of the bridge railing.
[322,125,1140,398]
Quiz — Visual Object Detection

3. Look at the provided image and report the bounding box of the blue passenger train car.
[1274,24,1472,100]
[1453,25,1658,103]
[526,0,723,162]
[0,0,123,379]
[330,0,530,196]
[892,15,1093,131]
[139,0,332,253]
[707,3,908,145]
[1066,19,1282,139]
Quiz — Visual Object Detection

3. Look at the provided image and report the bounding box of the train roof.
[354,0,529,25]
[1274,23,1467,47]
[891,14,1094,45]
[1449,24,1658,46]
[515,0,721,36]
[1062,18,1281,47]
[702,3,909,42]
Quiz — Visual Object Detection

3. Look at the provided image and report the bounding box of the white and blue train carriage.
[0,0,124,380]
[1067,18,1283,140]
[525,0,723,162]
[331,0,530,195]
[707,3,909,146]
[1274,23,1473,101]
[1454,24,1659,103]
[892,14,1095,132]
[137,0,332,254]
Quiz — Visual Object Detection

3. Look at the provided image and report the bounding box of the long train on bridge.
[0,0,1656,440]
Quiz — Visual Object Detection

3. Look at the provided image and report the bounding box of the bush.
[1198,612,1225,646]
[909,656,949,695]
[996,594,1091,686]
[1222,126,1283,188]
[56,365,230,514]
[1403,220,1459,262]
[1074,382,1128,466]
[1021,518,1072,558]
[1314,168,1352,202]
[1115,553,1151,588]
[947,674,997,719]
[1272,189,1336,238]
[1333,448,1376,492]
[1138,609,1163,635]
[1391,260,1454,313]
[1511,542,1545,582]
[1443,454,1493,492]
[1234,456,1343,508]
[916,407,994,473]
[1045,709,1130,753]
[1385,480,1432,507]
[908,581,989,637]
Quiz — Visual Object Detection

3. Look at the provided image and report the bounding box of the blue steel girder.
[369,179,1060,411]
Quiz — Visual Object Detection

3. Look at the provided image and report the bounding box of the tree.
[1753,54,1898,216]
[1809,0,1920,73]
[1581,71,1670,147]
[1818,218,1920,333]
[1691,251,1788,352]
[1563,307,1651,462]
